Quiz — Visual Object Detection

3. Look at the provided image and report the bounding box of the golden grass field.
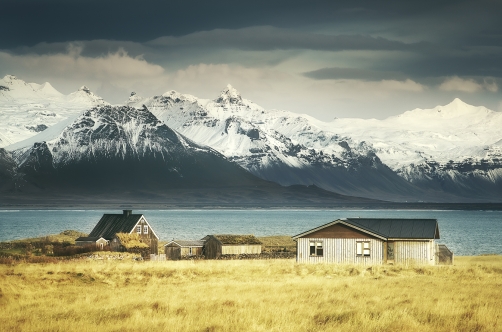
[1,256,501,332]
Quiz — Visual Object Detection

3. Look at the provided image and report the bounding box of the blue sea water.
[0,209,501,256]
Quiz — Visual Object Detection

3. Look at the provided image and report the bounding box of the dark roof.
[75,236,105,242]
[165,240,205,247]
[293,218,439,240]
[88,214,143,240]
[210,234,262,245]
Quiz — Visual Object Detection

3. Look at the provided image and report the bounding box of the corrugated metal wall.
[296,238,384,265]
[393,240,435,265]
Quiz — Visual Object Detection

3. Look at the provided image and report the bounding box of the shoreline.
[2,202,502,211]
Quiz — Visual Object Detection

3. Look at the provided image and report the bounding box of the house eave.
[292,219,387,241]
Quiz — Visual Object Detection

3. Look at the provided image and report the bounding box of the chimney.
[123,210,132,216]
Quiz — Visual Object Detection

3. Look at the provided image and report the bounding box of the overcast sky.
[1,0,502,120]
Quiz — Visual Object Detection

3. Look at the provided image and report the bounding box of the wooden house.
[75,210,159,254]
[164,240,204,260]
[203,234,262,259]
[292,218,448,265]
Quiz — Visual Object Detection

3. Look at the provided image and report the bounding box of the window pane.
[363,249,370,256]
[364,242,370,249]
[137,226,141,233]
[356,242,362,255]
[317,248,323,256]
[310,242,316,255]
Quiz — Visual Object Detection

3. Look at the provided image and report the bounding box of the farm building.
[293,218,452,265]
[203,234,262,259]
[164,240,204,260]
[75,210,159,254]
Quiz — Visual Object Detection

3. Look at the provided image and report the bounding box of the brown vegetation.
[1,256,501,331]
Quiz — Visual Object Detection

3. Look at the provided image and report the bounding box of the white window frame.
[309,241,323,257]
[136,225,141,234]
[143,225,148,234]
[356,241,371,257]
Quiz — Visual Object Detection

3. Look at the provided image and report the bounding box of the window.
[143,225,148,234]
[189,247,193,255]
[136,225,141,234]
[309,241,323,256]
[356,241,370,257]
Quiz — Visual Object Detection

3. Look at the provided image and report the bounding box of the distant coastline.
[2,202,502,210]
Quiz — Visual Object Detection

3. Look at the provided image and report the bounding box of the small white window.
[137,225,141,233]
[356,241,370,257]
[309,241,323,256]
[143,225,148,234]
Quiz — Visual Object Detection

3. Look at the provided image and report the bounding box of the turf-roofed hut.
[75,210,159,255]
[203,234,262,259]
[293,218,451,265]
[164,240,205,260]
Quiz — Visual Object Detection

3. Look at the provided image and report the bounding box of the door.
[387,241,395,264]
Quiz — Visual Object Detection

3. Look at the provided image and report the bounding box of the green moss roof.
[115,233,149,249]
[214,234,262,245]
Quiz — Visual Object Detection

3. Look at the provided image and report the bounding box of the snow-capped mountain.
[2,105,372,206]
[8,105,262,190]
[2,75,501,202]
[0,75,108,148]
[127,87,502,201]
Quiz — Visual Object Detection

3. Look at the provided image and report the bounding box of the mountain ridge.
[2,75,502,202]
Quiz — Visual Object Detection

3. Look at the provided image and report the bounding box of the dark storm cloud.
[303,67,407,81]
[148,26,431,52]
[2,0,498,48]
[2,0,502,94]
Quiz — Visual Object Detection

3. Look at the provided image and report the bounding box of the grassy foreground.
[1,256,501,332]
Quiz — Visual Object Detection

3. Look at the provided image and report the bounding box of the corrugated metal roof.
[88,214,143,240]
[293,218,439,240]
[344,218,439,239]
[166,240,205,247]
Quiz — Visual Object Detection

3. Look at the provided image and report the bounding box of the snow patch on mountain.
[0,76,109,148]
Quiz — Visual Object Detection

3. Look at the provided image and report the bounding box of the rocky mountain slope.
[127,86,502,202]
[2,76,501,202]
[2,105,374,206]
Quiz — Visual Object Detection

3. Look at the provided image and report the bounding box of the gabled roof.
[88,212,158,240]
[206,234,262,245]
[293,218,440,240]
[164,240,205,247]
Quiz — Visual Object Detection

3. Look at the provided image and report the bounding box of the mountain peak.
[79,85,91,93]
[216,84,243,105]
[2,75,18,81]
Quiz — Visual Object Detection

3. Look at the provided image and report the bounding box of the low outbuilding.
[164,240,204,260]
[203,234,262,259]
[293,218,452,265]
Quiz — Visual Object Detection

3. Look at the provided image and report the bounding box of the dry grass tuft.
[1,256,501,331]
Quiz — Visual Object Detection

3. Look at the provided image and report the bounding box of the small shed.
[73,237,109,250]
[164,240,204,260]
[203,234,262,259]
[293,218,450,265]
